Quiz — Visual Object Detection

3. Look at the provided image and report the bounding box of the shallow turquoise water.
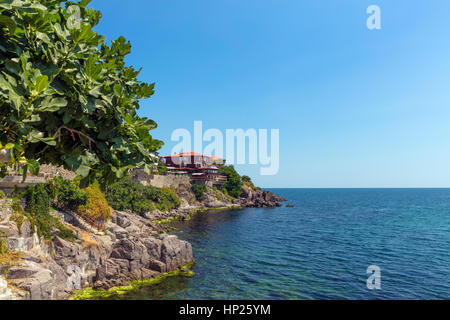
[124,189,450,300]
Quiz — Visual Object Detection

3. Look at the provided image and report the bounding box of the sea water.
[117,189,450,300]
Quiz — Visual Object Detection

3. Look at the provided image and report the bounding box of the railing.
[190,174,227,184]
[64,208,105,232]
[167,171,189,176]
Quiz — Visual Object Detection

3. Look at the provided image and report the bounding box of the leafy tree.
[0,0,163,186]
[241,175,251,183]
[218,165,243,198]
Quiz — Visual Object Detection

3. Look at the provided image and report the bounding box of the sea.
[115,188,450,300]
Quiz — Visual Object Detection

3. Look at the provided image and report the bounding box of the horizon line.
[262,187,450,189]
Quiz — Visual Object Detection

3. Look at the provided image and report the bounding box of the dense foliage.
[104,175,152,213]
[24,182,78,241]
[11,176,112,241]
[0,0,163,186]
[78,182,110,221]
[52,176,87,210]
[218,165,243,198]
[105,176,180,214]
[191,184,206,201]
[157,161,168,175]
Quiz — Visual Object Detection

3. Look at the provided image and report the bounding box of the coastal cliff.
[0,202,193,300]
[0,182,285,300]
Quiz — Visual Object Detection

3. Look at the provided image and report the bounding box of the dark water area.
[123,189,450,300]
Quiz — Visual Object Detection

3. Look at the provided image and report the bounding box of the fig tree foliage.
[0,0,163,186]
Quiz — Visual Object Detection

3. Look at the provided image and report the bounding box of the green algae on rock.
[70,263,195,300]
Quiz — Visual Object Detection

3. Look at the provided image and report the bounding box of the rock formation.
[0,204,193,300]
[239,185,287,208]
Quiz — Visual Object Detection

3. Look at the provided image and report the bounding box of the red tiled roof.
[164,152,205,158]
[164,152,225,161]
[209,156,225,161]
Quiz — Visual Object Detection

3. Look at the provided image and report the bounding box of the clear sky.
[91,0,450,188]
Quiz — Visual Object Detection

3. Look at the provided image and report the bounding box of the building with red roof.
[162,153,227,186]
[163,153,225,168]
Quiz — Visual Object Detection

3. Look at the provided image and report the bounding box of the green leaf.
[63,155,93,178]
[0,0,162,186]
[0,16,16,34]
[26,130,56,146]
[27,159,40,176]
[5,60,20,75]
[34,75,48,93]
[85,54,103,81]
[40,97,68,112]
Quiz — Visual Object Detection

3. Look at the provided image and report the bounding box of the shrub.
[157,162,168,175]
[212,186,221,200]
[53,177,88,210]
[133,200,155,214]
[157,188,181,211]
[78,183,111,222]
[192,185,207,201]
[140,185,161,202]
[141,185,180,211]
[218,165,243,198]
[23,183,78,242]
[105,176,180,214]
[104,176,139,211]
[25,184,51,217]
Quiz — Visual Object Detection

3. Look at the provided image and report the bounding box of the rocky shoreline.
[0,186,285,300]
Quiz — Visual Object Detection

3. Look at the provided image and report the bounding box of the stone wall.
[0,176,47,196]
[132,171,190,189]
[0,165,76,195]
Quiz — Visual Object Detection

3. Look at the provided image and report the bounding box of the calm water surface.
[118,189,450,300]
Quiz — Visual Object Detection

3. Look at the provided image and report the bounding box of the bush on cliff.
[105,176,179,214]
[241,175,260,191]
[24,183,78,242]
[218,165,243,198]
[78,182,111,222]
[105,176,152,214]
[191,184,207,201]
[52,177,88,211]
[144,187,180,211]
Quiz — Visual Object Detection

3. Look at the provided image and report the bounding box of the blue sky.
[92,0,450,188]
